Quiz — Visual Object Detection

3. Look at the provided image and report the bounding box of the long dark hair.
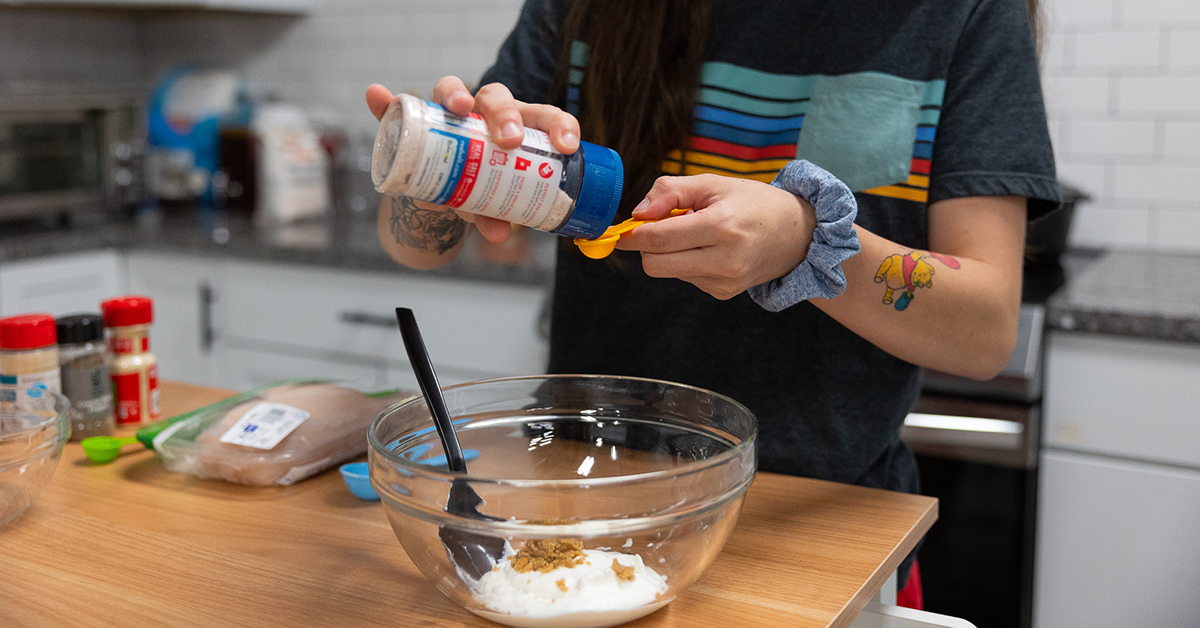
[555,0,1043,215]
[554,0,714,216]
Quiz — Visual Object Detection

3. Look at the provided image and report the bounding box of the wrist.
[747,160,860,312]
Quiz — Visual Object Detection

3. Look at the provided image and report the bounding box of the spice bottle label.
[218,402,310,450]
[148,364,160,420]
[113,372,144,424]
[61,356,113,420]
[409,104,565,227]
[0,368,61,413]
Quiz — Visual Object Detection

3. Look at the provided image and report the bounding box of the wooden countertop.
[0,382,937,628]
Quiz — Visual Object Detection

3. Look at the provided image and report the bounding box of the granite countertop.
[0,210,558,288]
[1047,249,1200,344]
[6,213,1198,344]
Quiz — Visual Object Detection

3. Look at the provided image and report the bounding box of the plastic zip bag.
[152,380,413,486]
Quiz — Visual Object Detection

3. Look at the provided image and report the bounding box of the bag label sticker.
[219,402,310,450]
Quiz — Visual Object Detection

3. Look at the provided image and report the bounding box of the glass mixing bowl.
[368,375,757,628]
[0,393,70,527]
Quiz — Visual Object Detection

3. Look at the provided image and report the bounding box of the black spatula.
[395,307,506,581]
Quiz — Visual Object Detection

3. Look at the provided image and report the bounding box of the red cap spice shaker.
[101,296,159,425]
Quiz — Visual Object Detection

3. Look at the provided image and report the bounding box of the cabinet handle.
[199,282,216,353]
[339,311,397,328]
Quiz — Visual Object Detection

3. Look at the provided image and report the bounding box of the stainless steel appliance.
[903,259,1065,628]
[0,95,142,222]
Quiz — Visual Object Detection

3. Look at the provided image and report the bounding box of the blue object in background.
[146,67,250,210]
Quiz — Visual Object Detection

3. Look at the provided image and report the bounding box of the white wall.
[139,0,525,138]
[1042,0,1200,252]
[0,8,143,98]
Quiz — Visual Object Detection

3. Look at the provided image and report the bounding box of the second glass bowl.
[1,393,70,527]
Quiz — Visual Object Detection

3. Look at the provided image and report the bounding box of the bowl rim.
[0,392,70,466]
[367,374,757,488]
[0,392,70,441]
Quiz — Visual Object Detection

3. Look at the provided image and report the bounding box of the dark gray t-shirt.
[480,0,1056,508]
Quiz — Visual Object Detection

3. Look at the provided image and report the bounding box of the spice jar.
[56,314,115,439]
[101,296,160,425]
[0,313,62,413]
[371,93,623,239]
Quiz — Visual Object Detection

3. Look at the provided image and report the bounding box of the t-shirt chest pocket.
[795,72,925,193]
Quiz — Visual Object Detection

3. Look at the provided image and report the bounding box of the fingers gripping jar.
[371,94,623,239]
[101,296,159,426]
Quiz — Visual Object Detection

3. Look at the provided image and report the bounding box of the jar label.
[410,104,566,228]
[148,363,160,420]
[218,402,310,450]
[113,371,142,424]
[0,368,61,413]
[61,355,113,422]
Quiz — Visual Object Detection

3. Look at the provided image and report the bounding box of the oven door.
[903,395,1040,628]
[903,394,1038,470]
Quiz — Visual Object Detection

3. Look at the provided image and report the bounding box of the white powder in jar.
[537,189,576,231]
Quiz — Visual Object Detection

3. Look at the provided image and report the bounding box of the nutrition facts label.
[407,104,566,227]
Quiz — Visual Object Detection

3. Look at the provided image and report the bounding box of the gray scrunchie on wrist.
[747,160,860,312]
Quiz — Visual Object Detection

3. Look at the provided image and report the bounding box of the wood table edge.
[827,495,938,628]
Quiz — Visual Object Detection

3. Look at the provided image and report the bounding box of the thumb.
[634,175,725,219]
[366,84,395,122]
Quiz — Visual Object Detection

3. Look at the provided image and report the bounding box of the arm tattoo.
[388,195,466,255]
[873,250,961,311]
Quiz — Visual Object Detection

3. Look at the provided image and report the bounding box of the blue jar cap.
[552,141,623,239]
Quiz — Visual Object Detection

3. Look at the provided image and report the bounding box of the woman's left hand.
[617,174,817,300]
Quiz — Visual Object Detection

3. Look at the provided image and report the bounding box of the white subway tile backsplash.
[1155,207,1200,252]
[1068,203,1152,248]
[1043,74,1111,113]
[1117,76,1200,114]
[1162,121,1200,157]
[1045,0,1116,24]
[1055,160,1108,199]
[1166,30,1200,68]
[1119,0,1200,23]
[1112,164,1200,202]
[1073,29,1161,69]
[1042,28,1069,70]
[1065,118,1156,157]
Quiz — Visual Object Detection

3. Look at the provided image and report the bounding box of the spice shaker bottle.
[0,314,62,413]
[372,93,623,239]
[101,296,160,425]
[56,314,115,439]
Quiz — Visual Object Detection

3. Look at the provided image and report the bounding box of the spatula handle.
[396,307,468,474]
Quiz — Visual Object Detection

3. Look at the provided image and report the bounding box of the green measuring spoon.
[81,436,140,464]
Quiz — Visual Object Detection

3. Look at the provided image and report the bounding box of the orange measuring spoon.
[574,208,690,259]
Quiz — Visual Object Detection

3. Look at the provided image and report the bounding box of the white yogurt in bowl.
[472,540,670,628]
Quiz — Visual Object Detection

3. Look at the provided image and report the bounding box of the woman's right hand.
[366,77,581,243]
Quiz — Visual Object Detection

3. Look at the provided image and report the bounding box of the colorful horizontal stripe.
[567,42,946,204]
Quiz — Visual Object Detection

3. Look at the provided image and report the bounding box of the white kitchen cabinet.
[1044,332,1200,468]
[125,251,225,387]
[218,346,380,392]
[1037,331,1200,628]
[0,249,127,317]
[220,260,549,384]
[1035,450,1200,628]
[3,249,548,395]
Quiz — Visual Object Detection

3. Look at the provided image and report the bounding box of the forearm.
[811,210,1024,380]
[376,195,468,270]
